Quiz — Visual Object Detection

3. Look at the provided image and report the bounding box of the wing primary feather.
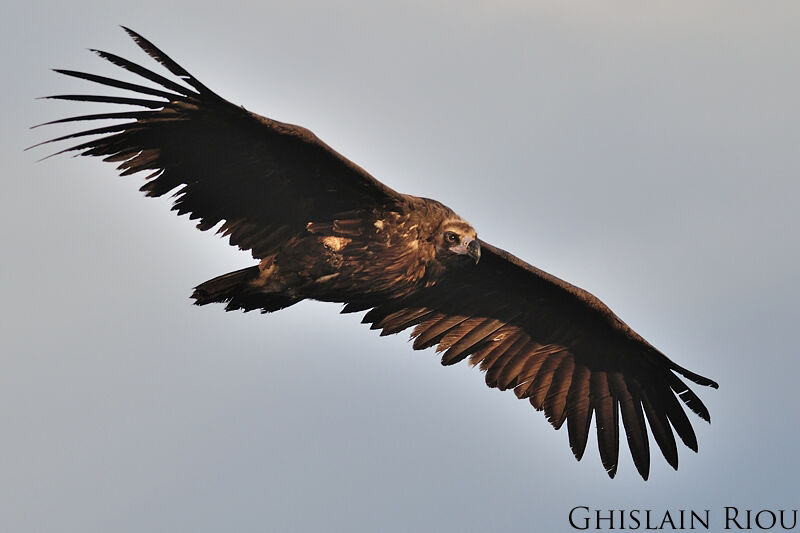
[28,123,145,151]
[121,26,221,99]
[659,386,698,452]
[32,130,140,162]
[52,69,180,100]
[668,361,719,389]
[566,365,593,461]
[37,94,167,108]
[669,373,711,422]
[591,371,620,478]
[31,110,158,129]
[89,49,199,97]
[641,390,679,470]
[609,373,650,480]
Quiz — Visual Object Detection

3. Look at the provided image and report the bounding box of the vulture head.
[435,218,480,265]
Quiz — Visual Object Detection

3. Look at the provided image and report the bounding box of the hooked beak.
[466,238,481,264]
[450,237,481,264]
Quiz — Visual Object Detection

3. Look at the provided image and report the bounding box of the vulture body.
[33,28,717,479]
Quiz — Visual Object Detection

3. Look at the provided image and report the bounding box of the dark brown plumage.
[33,27,717,479]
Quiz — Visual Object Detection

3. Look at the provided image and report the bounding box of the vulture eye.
[444,231,459,244]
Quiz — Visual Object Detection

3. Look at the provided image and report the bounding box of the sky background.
[2,2,799,532]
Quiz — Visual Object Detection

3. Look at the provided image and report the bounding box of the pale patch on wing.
[373,220,384,230]
[322,236,351,251]
[491,330,513,342]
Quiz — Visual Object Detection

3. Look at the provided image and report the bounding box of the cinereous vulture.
[32,27,717,479]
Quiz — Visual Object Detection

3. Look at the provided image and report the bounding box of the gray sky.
[3,1,799,531]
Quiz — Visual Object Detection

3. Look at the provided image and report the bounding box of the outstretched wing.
[350,240,718,479]
[31,27,406,258]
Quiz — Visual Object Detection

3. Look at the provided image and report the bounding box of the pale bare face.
[437,218,480,264]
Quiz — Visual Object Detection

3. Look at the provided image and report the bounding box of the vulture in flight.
[33,27,717,479]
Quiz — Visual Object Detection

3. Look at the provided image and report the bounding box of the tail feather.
[192,266,301,313]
